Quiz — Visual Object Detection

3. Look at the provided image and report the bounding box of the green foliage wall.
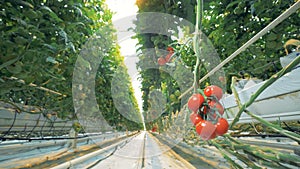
[203,0,299,90]
[0,0,142,131]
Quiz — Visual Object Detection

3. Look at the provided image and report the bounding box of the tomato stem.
[209,140,244,169]
[229,55,300,142]
[223,135,300,167]
[192,0,204,93]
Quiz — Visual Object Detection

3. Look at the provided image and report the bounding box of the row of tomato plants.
[152,0,300,168]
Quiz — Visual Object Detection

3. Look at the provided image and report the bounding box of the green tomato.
[175,90,181,97]
[170,94,177,102]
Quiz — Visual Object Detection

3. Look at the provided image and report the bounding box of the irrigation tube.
[0,133,122,151]
[198,1,300,84]
[51,139,129,169]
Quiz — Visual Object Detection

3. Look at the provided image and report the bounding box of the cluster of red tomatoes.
[188,85,229,140]
[157,47,174,66]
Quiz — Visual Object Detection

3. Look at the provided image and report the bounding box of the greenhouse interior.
[0,0,300,168]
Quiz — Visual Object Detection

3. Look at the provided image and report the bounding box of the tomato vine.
[135,0,300,167]
[134,0,299,130]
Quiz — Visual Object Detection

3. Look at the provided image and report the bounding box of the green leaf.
[17,0,34,9]
[14,36,28,45]
[39,6,63,22]
[46,56,58,64]
[59,29,68,44]
[67,42,76,53]
[11,17,27,27]
[226,1,239,9]
[43,44,57,53]
[6,62,22,74]
[0,56,21,70]
[24,9,38,19]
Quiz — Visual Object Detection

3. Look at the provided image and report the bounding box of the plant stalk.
[210,140,244,169]
[229,54,300,130]
[192,0,203,93]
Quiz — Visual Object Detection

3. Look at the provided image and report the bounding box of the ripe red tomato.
[158,57,166,66]
[195,120,216,140]
[167,46,174,52]
[165,53,173,62]
[204,85,223,100]
[190,113,202,125]
[188,94,205,112]
[218,76,226,84]
[208,100,224,115]
[207,130,217,140]
[151,126,157,132]
[215,118,229,136]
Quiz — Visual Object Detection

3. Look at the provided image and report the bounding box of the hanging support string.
[179,0,300,99]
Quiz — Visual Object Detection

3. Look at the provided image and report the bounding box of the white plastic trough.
[220,66,300,124]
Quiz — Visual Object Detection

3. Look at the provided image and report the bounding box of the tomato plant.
[0,0,143,131]
[188,93,205,112]
[204,85,223,100]
[134,1,300,168]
